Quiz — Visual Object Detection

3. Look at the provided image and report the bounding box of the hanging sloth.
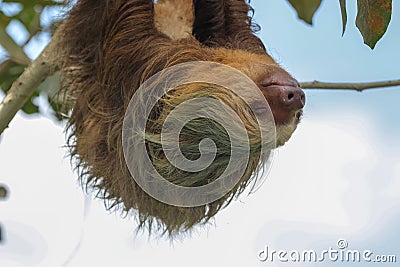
[59,0,305,236]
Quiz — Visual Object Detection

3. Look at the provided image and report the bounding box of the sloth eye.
[260,82,275,88]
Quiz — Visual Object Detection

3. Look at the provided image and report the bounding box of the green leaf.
[0,60,25,91]
[21,97,39,114]
[0,60,15,83]
[28,9,42,35]
[0,11,13,27]
[356,0,392,49]
[287,0,322,25]
[15,5,43,36]
[20,90,40,115]
[339,0,347,36]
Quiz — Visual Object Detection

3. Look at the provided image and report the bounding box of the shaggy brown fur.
[192,0,265,53]
[60,0,300,236]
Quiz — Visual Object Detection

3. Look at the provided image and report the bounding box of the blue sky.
[0,1,399,266]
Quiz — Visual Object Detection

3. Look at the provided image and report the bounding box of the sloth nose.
[280,86,305,110]
[259,70,306,125]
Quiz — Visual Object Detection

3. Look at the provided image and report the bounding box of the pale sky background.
[0,0,399,266]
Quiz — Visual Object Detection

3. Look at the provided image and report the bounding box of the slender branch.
[0,29,61,135]
[0,25,31,66]
[301,79,400,91]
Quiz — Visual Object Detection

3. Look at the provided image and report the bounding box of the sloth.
[60,0,305,236]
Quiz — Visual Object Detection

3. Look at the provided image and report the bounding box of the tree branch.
[0,25,31,66]
[301,79,400,91]
[0,29,61,135]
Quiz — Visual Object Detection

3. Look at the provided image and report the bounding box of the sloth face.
[215,50,306,147]
[256,68,305,146]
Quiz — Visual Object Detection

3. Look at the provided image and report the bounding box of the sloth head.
[210,49,306,147]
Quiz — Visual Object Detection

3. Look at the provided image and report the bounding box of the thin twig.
[0,25,31,66]
[301,79,400,91]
